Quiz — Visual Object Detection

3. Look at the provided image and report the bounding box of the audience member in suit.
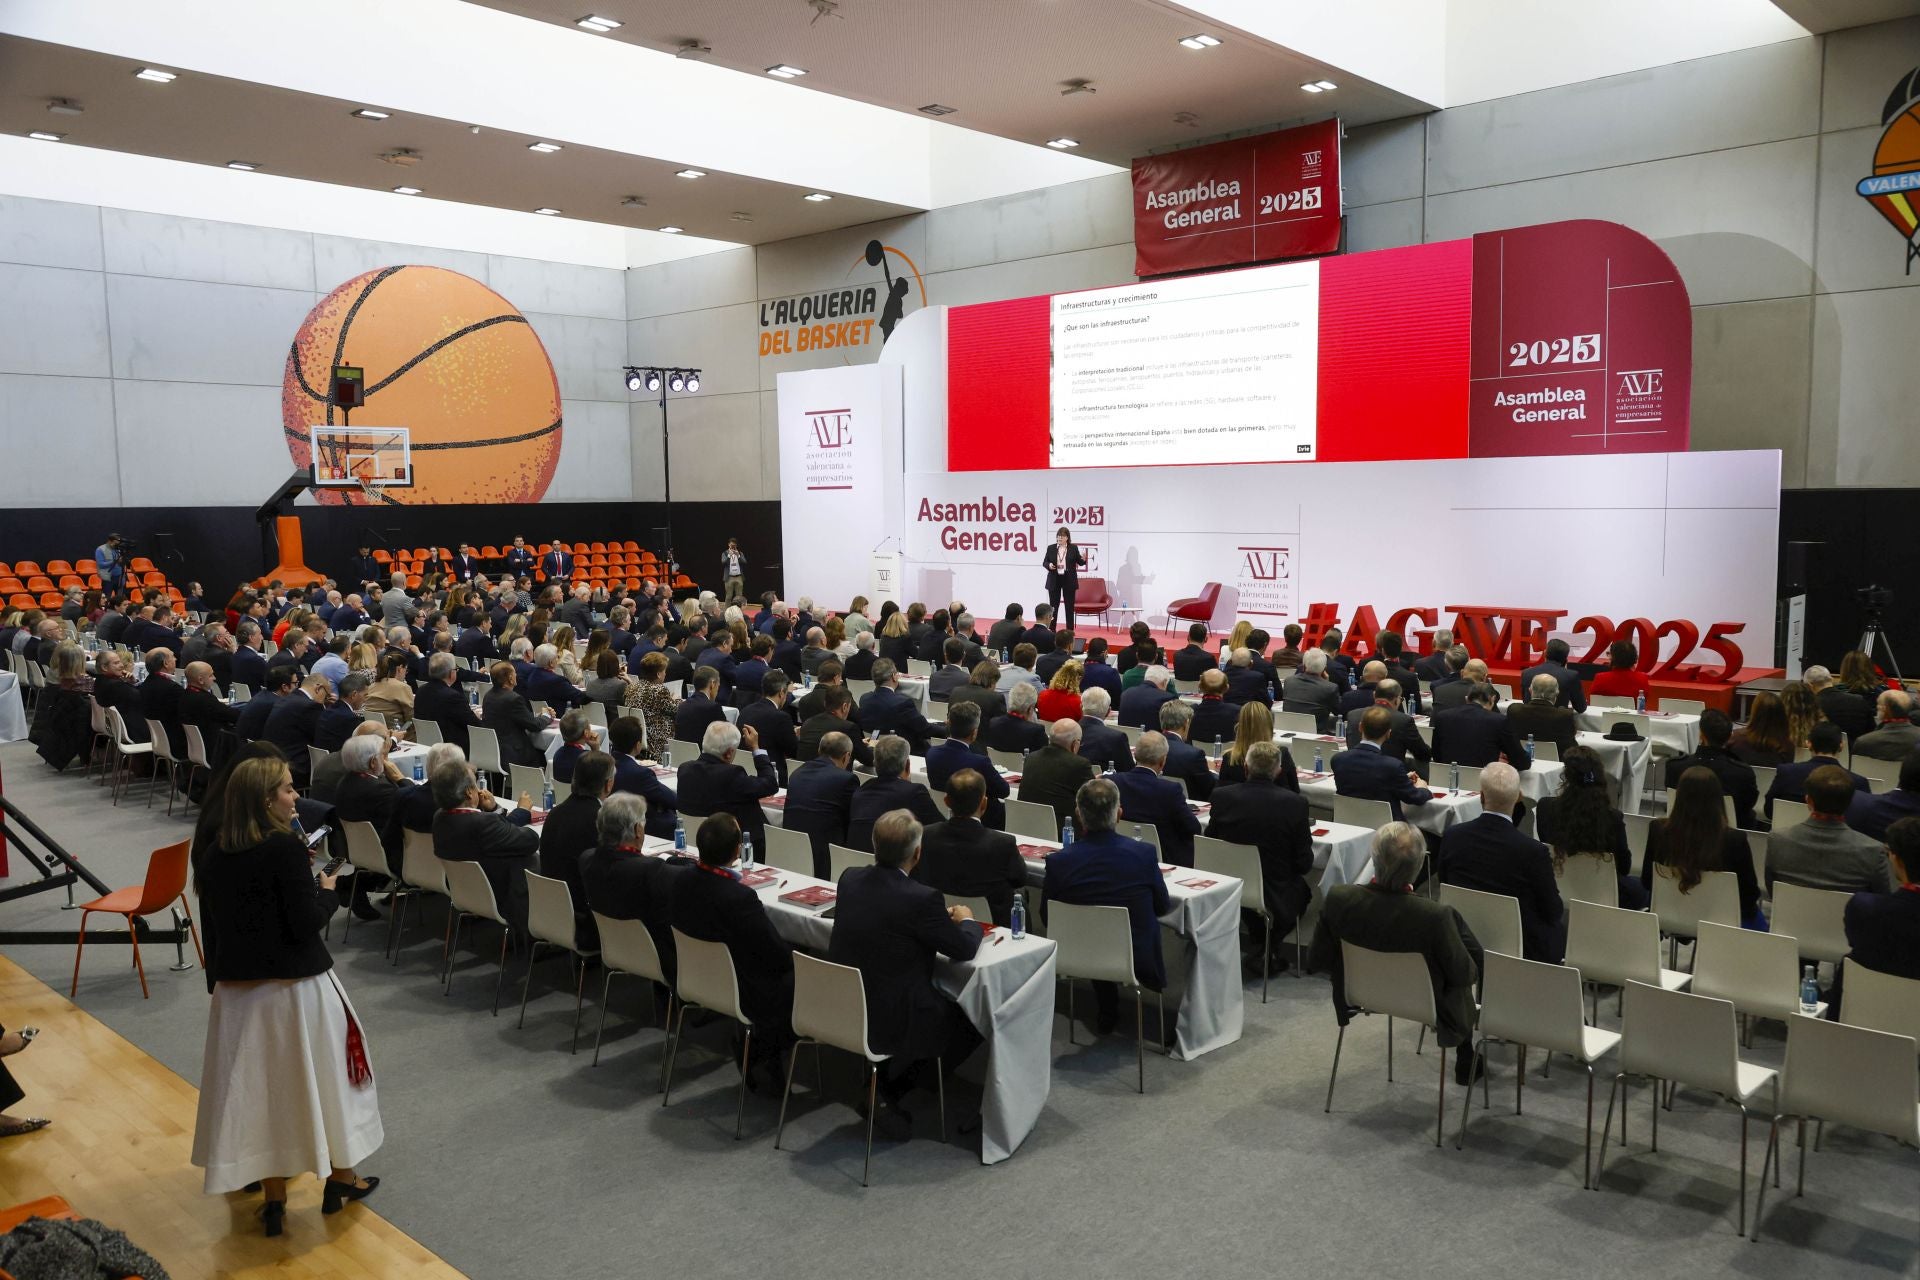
[1519,638,1587,712]
[1412,630,1456,684]
[1080,639,1124,701]
[415,652,483,752]
[1505,672,1580,758]
[1113,732,1201,866]
[1431,682,1531,771]
[1171,625,1216,683]
[672,667,729,746]
[453,615,495,664]
[582,792,694,987]
[1853,690,1920,761]
[178,660,240,766]
[737,671,800,785]
[1308,821,1486,1084]
[1341,677,1430,775]
[1436,763,1564,962]
[1034,631,1076,685]
[783,732,860,879]
[1117,665,1179,729]
[701,630,741,700]
[1808,664,1876,743]
[1841,816,1920,982]
[1334,706,1435,821]
[1426,652,1481,713]
[1184,670,1239,746]
[137,648,187,756]
[480,662,554,770]
[839,631,878,682]
[797,683,873,769]
[1767,721,1868,822]
[914,769,1027,927]
[264,673,330,785]
[985,606,1026,655]
[1222,648,1273,707]
[669,812,794,1063]
[846,736,945,852]
[1156,700,1215,803]
[674,720,780,853]
[549,708,600,784]
[330,732,414,918]
[1667,709,1763,830]
[1336,660,1386,718]
[1767,764,1895,896]
[232,663,297,743]
[1205,740,1313,974]
[830,808,984,1109]
[522,644,586,714]
[994,644,1044,695]
[313,670,371,753]
[1076,687,1135,775]
[536,750,613,951]
[1019,605,1057,656]
[858,659,943,755]
[985,681,1049,756]
[927,638,974,702]
[1847,746,1920,841]
[947,660,1009,726]
[1280,648,1342,733]
[430,756,540,932]
[923,701,1008,829]
[1640,766,1764,928]
[1042,778,1171,1036]
[1534,744,1648,909]
[604,715,678,840]
[1018,719,1098,831]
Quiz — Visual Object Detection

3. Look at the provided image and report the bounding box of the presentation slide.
[1047,260,1320,468]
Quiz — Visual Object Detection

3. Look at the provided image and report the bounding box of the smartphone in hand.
[318,855,349,878]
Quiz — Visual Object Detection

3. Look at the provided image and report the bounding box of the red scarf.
[332,977,372,1088]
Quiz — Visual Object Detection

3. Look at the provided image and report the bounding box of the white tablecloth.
[1575,730,1653,813]
[896,675,932,716]
[1495,701,1701,759]
[1013,837,1245,1063]
[0,672,26,744]
[640,838,1056,1166]
[1313,820,1386,890]
[1292,772,1485,836]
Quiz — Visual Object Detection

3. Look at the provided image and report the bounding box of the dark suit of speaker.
[1041,542,1086,629]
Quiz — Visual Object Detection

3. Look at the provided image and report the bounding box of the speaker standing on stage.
[1042,527,1086,632]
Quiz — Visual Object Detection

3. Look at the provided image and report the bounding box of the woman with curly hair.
[1534,744,1648,908]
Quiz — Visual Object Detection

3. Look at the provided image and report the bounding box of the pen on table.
[992,934,1005,946]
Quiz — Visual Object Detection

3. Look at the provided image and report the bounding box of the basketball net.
[355,472,378,505]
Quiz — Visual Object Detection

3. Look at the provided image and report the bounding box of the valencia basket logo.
[1860,68,1920,274]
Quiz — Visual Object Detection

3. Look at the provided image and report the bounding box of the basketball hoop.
[355,472,379,505]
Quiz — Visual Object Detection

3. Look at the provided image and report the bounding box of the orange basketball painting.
[281,265,563,504]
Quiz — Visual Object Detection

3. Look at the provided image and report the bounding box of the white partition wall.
[776,364,905,610]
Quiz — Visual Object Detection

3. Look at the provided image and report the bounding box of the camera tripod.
[1859,608,1903,682]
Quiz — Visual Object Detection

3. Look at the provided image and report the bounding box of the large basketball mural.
[281,265,563,505]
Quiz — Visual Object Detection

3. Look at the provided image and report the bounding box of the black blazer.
[1188,697,1239,746]
[1077,716,1135,774]
[1042,542,1086,590]
[827,864,982,1059]
[1505,702,1579,757]
[1668,745,1762,829]
[674,750,780,849]
[314,703,363,753]
[669,864,793,1036]
[1437,813,1565,963]
[196,831,337,992]
[947,683,1007,724]
[580,843,692,981]
[611,754,679,839]
[1113,766,1201,866]
[846,776,944,853]
[417,678,482,752]
[264,692,326,780]
[1844,889,1920,981]
[334,770,413,859]
[672,692,728,745]
[913,818,1027,926]
[797,712,873,766]
[1519,660,1586,712]
[1172,644,1215,683]
[737,698,800,784]
[859,686,938,754]
[481,687,551,768]
[1205,777,1315,930]
[1431,704,1530,770]
[537,794,602,949]
[984,714,1047,756]
[1018,745,1096,829]
[1330,741,1433,820]
[433,807,542,931]
[783,757,860,878]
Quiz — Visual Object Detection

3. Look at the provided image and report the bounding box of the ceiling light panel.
[134,67,177,82]
[765,64,807,79]
[1179,34,1221,49]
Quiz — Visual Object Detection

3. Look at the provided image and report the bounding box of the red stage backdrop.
[1131,120,1343,278]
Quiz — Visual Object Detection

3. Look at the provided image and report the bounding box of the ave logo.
[1617,370,1662,397]
[807,409,852,449]
[1241,547,1290,580]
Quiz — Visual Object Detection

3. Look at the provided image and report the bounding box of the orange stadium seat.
[8,595,34,611]
[25,576,54,593]
[58,575,83,589]
[38,592,62,608]
[0,562,11,577]
[86,575,100,589]
[12,561,41,578]
[481,545,500,559]
[75,558,96,573]
[45,560,72,576]
[128,558,155,573]
[142,572,167,587]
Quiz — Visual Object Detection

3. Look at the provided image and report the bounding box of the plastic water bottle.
[1002,647,1011,663]
[1450,761,1461,790]
[1635,690,1646,713]
[134,660,146,683]
[673,815,686,853]
[229,683,240,703]
[1800,965,1819,1016]
[412,756,424,782]
[1269,681,1277,704]
[1525,733,1535,763]
[543,782,555,812]
[1212,734,1223,760]
[1312,748,1325,774]
[739,832,755,869]
[1010,894,1026,939]
[1348,667,1357,690]
[1132,822,1145,842]
[1060,818,1075,847]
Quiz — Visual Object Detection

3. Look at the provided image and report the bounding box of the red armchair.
[1166,583,1224,636]
[1074,575,1112,626]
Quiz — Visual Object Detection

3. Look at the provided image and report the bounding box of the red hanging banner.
[1130,119,1342,278]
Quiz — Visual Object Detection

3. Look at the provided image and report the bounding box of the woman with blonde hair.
[621,649,679,761]
[191,754,383,1235]
[1227,620,1253,656]
[1779,679,1824,753]
[497,613,527,657]
[878,609,913,668]
[346,641,379,674]
[581,627,611,675]
[550,623,583,685]
[1037,659,1084,723]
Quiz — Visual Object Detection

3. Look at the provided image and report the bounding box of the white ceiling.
[1768,0,1920,34]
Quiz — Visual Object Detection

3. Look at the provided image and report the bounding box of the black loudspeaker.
[1782,540,1820,595]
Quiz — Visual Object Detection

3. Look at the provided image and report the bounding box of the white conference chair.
[589,912,671,1082]
[663,929,758,1140]
[85,696,111,785]
[829,844,874,882]
[337,820,395,946]
[305,745,330,790]
[988,747,1026,773]
[1461,950,1621,1187]
[760,825,813,877]
[518,871,598,1051]
[1051,901,1163,1093]
[510,762,547,807]
[1840,960,1920,1052]
[1649,868,1740,966]
[468,725,506,788]
[1691,922,1826,1045]
[1564,900,1691,1023]
[1556,853,1620,908]
[1273,711,1321,735]
[144,718,181,813]
[1770,800,1811,835]
[666,740,701,768]
[104,707,153,806]
[1194,834,1273,1001]
[943,893,994,922]
[1333,796,1393,830]
[1125,821,1163,855]
[1325,942,1453,1147]
[1769,882,1852,967]
[414,718,444,747]
[1623,812,1652,863]
[1752,1017,1920,1243]
[1661,698,1707,716]
[441,860,512,1013]
[1597,981,1778,1236]
[550,775,572,805]
[179,723,213,813]
[1004,798,1059,841]
[1286,737,1327,772]
[390,829,450,965]
[1452,764,1483,792]
[1438,885,1524,961]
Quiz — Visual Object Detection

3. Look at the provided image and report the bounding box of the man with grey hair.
[672,665,728,745]
[1018,718,1097,829]
[1155,699,1214,802]
[551,707,601,783]
[1223,646,1271,707]
[1207,739,1314,975]
[315,668,374,751]
[1281,646,1341,732]
[1341,676,1430,773]
[1428,651,1481,713]
[417,650,482,751]
[1413,629,1456,684]
[1115,730,1201,866]
[1043,777,1171,1036]
[333,728,413,916]
[381,573,413,625]
[581,788,691,986]
[431,756,541,931]
[986,680,1048,755]
[1117,664,1178,730]
[1854,688,1920,761]
[859,658,942,754]
[1436,761,1563,962]
[1077,686,1134,774]
[847,735,943,852]
[528,642,589,711]
[1310,821,1486,1084]
[828,807,983,1109]
[674,718,779,850]
[800,626,832,678]
[1505,672,1579,758]
[1805,663,1874,742]
[783,729,859,878]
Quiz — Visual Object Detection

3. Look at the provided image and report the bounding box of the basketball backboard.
[310,425,412,489]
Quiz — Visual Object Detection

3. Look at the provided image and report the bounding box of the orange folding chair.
[70,839,202,999]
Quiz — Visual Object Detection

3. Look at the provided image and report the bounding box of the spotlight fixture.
[624,366,701,396]
[134,68,177,83]
[392,185,422,195]
[352,107,390,120]
[227,160,261,171]
[576,14,622,32]
[528,141,563,153]
[674,168,705,179]
[28,131,63,142]
[685,371,700,392]
[765,64,808,79]
[675,39,712,60]
[1301,79,1337,93]
[625,368,643,391]
[803,192,833,202]
[1045,138,1079,150]
[1179,34,1221,49]
[645,369,662,392]
[658,225,684,234]
[668,370,686,393]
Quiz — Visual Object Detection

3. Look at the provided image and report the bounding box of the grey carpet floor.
[1,738,1914,1280]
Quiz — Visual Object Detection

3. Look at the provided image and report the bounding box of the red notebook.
[1312,827,1330,837]
[740,868,779,889]
[779,885,836,907]
[1017,843,1056,859]
[763,794,787,809]
[1178,877,1219,890]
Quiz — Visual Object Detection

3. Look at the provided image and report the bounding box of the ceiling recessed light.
[392,186,422,195]
[919,103,957,116]
[1300,82,1324,93]
[658,226,684,234]
[765,64,807,79]
[730,212,753,222]
[803,192,833,202]
[46,99,84,117]
[1178,34,1221,49]
[134,68,177,83]
[674,168,706,179]
[28,131,63,142]
[352,108,390,120]
[1302,79,1337,93]
[620,195,648,208]
[528,141,563,153]
[227,161,261,171]
[1046,137,1080,149]
[575,14,621,31]
[534,207,562,216]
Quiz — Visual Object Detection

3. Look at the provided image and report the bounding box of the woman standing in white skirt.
[191,753,384,1236]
